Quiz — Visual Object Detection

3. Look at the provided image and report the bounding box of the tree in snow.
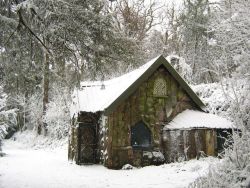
[142,3,183,60]
[208,0,250,129]
[111,0,161,42]
[189,0,250,187]
[1,0,142,135]
[0,85,17,152]
[143,1,217,83]
[109,0,164,67]
[161,3,183,56]
[43,84,70,139]
[167,55,193,83]
[179,0,217,83]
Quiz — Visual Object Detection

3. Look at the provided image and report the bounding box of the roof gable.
[104,55,204,115]
[70,55,205,117]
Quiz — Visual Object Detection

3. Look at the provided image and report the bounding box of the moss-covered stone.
[103,66,197,168]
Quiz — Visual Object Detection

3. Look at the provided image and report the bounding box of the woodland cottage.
[68,55,233,169]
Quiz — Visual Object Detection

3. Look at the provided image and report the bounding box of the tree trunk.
[38,49,49,135]
[43,51,49,113]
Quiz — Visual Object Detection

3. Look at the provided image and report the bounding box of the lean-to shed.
[68,55,233,169]
[162,109,233,162]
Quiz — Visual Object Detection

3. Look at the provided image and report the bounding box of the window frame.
[153,77,168,98]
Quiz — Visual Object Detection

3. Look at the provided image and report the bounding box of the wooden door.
[206,129,215,156]
[78,124,96,164]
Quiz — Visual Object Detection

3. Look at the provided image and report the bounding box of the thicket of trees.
[189,0,250,187]
[0,0,249,185]
[0,0,144,137]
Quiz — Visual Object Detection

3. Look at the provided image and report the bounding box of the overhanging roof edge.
[104,55,205,115]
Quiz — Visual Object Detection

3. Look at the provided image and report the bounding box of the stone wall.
[105,65,198,169]
[68,116,79,163]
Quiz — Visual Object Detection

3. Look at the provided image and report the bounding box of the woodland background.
[0,0,249,187]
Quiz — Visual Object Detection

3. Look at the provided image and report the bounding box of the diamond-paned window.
[153,77,167,96]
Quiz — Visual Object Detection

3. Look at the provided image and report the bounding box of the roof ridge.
[71,55,205,117]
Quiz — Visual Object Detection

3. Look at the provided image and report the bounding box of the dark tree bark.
[38,48,49,135]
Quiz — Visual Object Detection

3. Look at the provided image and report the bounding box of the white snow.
[70,55,202,117]
[0,137,217,188]
[166,55,192,82]
[70,56,160,116]
[163,109,234,130]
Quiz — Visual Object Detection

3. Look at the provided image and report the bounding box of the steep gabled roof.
[70,55,205,117]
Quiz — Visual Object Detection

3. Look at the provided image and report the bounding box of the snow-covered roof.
[70,56,160,116]
[70,55,205,117]
[163,110,234,130]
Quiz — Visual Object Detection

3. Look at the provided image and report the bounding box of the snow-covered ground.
[0,138,217,188]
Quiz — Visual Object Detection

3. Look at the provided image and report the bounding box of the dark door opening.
[131,121,151,149]
[78,124,96,164]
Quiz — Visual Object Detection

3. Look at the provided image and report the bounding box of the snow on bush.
[189,129,250,188]
[43,86,71,139]
[8,93,43,132]
[191,78,250,126]
[190,78,250,187]
[0,86,17,140]
[11,130,68,149]
[23,92,43,131]
[189,79,250,187]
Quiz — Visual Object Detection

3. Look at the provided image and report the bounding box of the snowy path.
[0,140,214,188]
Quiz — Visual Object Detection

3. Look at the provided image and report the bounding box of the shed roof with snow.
[163,109,233,130]
[70,55,205,116]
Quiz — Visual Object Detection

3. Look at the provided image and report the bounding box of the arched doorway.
[131,121,151,149]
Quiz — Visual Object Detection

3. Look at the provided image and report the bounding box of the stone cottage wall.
[68,116,79,163]
[104,65,199,169]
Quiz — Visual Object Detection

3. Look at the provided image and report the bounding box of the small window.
[153,77,167,96]
[131,121,151,149]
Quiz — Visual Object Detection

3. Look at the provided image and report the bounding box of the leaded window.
[153,77,167,96]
